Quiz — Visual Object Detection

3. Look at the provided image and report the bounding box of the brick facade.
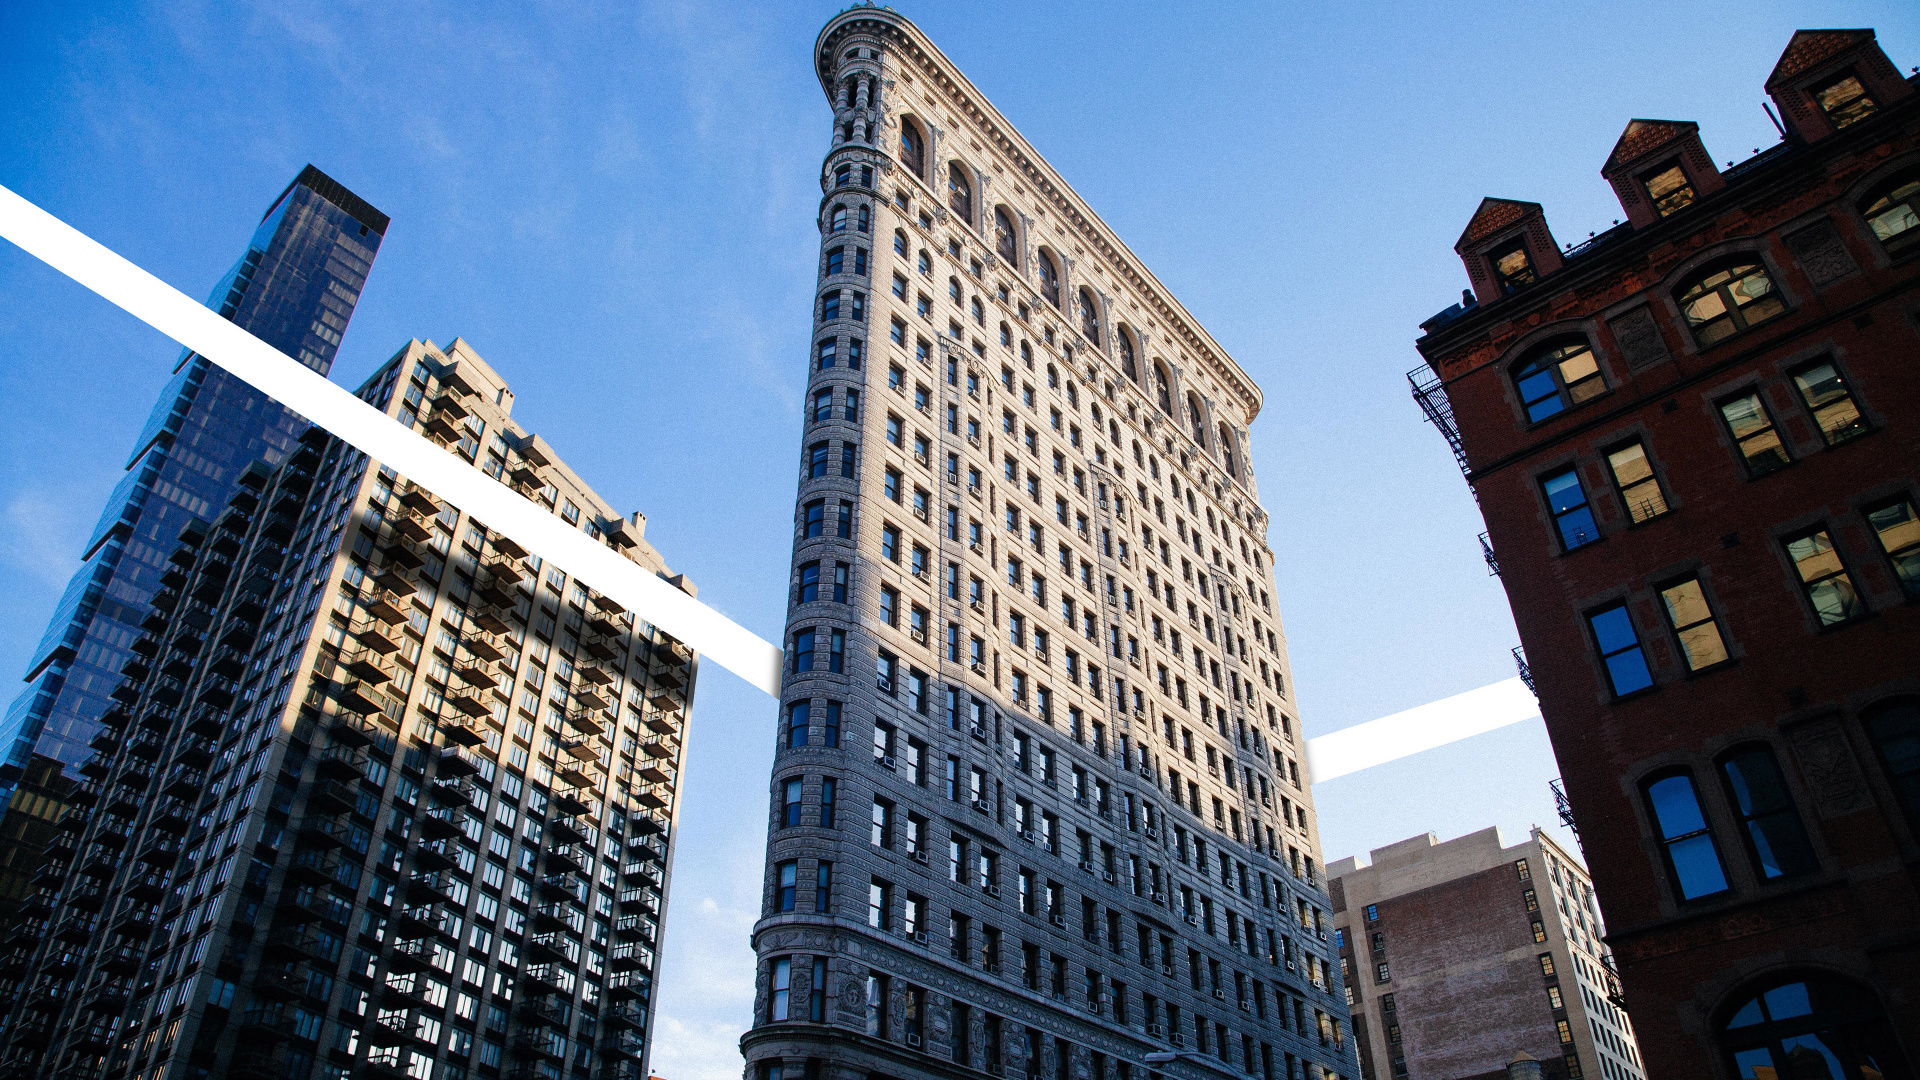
[1331,830,1638,1080]
[1412,29,1920,1080]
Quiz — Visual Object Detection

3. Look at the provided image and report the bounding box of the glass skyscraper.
[0,165,387,910]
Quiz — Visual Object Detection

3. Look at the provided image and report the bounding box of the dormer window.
[1489,239,1535,295]
[1677,260,1785,347]
[1514,336,1605,422]
[1641,161,1696,218]
[1812,70,1876,129]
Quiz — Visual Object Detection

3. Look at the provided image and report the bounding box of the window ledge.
[1680,658,1739,680]
[1608,684,1661,705]
[1557,535,1608,558]
[1813,611,1876,635]
[1523,391,1615,433]
[1689,310,1792,355]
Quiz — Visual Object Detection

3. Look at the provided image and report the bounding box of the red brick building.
[1410,29,1920,1080]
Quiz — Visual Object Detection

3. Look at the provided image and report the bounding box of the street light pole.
[1142,1051,1244,1079]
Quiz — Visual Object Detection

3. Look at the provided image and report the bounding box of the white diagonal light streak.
[1,180,1543,777]
[1304,677,1541,784]
[0,182,785,696]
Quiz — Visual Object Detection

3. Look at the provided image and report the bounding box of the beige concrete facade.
[1330,829,1642,1080]
[743,9,1354,1080]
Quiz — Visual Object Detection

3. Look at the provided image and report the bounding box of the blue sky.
[3,2,1915,1077]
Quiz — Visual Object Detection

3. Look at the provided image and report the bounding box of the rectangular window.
[816,862,833,911]
[1719,392,1790,476]
[1867,497,1920,598]
[1587,603,1653,696]
[1659,577,1730,671]
[1791,360,1868,446]
[1645,773,1729,900]
[1785,528,1862,626]
[1640,161,1696,217]
[1605,441,1668,523]
[1542,467,1599,550]
[771,957,791,1021]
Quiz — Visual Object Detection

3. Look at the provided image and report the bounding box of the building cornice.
[815,7,1264,423]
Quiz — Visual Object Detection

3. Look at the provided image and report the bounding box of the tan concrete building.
[743,9,1355,1080]
[1329,830,1641,1080]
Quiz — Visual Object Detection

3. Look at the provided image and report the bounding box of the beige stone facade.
[743,9,1354,1080]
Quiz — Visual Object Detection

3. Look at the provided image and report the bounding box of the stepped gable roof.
[1768,29,1876,87]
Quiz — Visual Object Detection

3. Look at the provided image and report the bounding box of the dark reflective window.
[1861,171,1920,256]
[1718,392,1791,477]
[995,207,1019,266]
[1679,261,1785,346]
[1514,337,1605,422]
[1865,499,1920,598]
[1864,700,1920,835]
[1720,748,1818,879]
[1039,251,1061,308]
[1641,161,1697,217]
[948,162,973,225]
[1812,71,1877,129]
[1489,239,1534,294]
[1784,529,1862,626]
[1589,604,1652,697]
[1645,773,1729,900]
[899,118,925,178]
[1722,976,1908,1080]
[1790,360,1869,446]
[1542,467,1599,551]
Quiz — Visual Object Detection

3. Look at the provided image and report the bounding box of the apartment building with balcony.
[742,10,1357,1080]
[0,337,694,1080]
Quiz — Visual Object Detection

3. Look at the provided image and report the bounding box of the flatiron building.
[745,11,1357,1080]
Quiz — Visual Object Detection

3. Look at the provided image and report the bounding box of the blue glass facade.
[0,166,387,783]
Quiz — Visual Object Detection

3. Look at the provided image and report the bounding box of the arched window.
[1219,424,1238,478]
[1643,772,1730,901]
[829,206,847,234]
[1079,289,1100,346]
[1118,330,1138,382]
[893,230,908,256]
[1513,336,1605,423]
[948,162,973,226]
[1862,698,1920,835]
[1038,251,1061,308]
[1718,746,1818,880]
[994,207,1019,266]
[1861,170,1920,257]
[1678,259,1786,347]
[1187,393,1207,445]
[1153,361,1173,415]
[899,118,925,179]
[1719,975,1908,1080]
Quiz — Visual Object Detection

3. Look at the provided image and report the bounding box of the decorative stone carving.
[1607,306,1670,372]
[1789,721,1875,817]
[1785,219,1858,288]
